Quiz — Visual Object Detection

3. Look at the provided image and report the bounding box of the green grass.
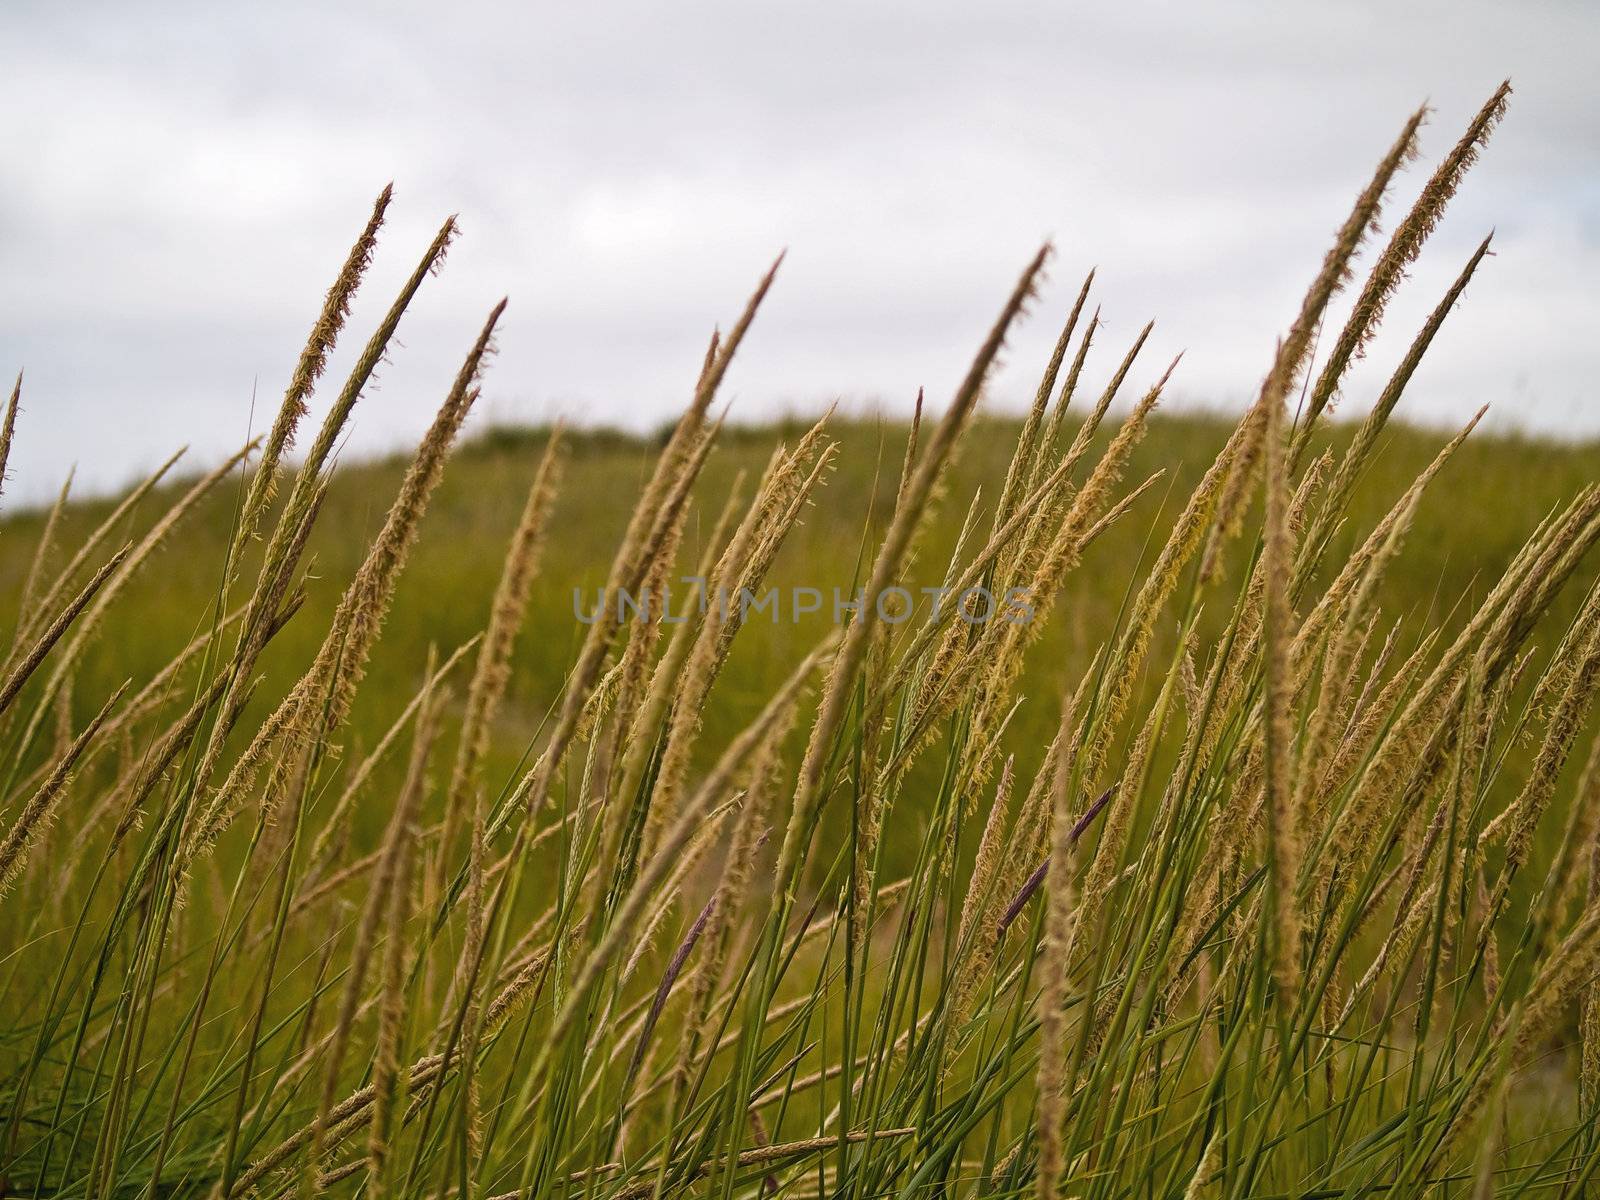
[2,412,1591,873]
[2,406,1598,1199]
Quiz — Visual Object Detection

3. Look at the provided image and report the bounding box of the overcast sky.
[2,0,1596,503]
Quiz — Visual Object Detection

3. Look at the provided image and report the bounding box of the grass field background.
[2,409,1593,880]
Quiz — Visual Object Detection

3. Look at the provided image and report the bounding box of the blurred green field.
[3,401,1599,1196]
[2,409,1594,874]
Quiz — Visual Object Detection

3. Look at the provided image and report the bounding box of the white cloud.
[1,0,1595,501]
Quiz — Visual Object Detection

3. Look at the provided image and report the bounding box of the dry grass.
[5,83,1600,1200]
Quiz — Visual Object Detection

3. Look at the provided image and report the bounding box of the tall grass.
[5,83,1600,1200]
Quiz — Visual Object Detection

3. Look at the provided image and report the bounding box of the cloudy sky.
[3,0,1596,502]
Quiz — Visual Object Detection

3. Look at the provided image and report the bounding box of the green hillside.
[1,410,1593,866]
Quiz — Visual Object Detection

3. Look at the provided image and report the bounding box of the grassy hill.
[1,410,1593,864]
[3,401,1599,1197]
